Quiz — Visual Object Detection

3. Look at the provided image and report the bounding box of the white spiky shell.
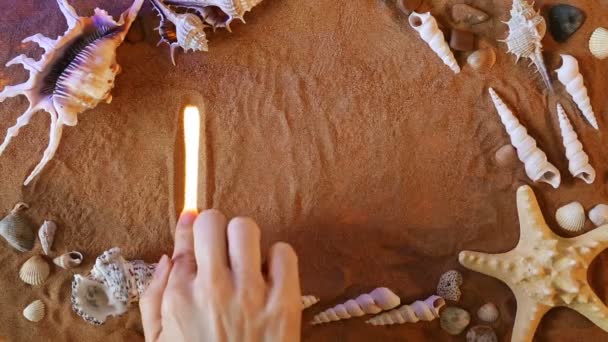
[23,300,45,322]
[408,12,460,74]
[164,0,264,30]
[19,255,50,286]
[0,203,36,252]
[488,88,561,188]
[589,204,608,227]
[301,295,320,310]
[477,302,499,323]
[555,202,585,232]
[556,104,595,184]
[54,251,84,269]
[555,55,598,130]
[589,27,608,60]
[366,295,445,326]
[0,0,143,185]
[38,220,57,256]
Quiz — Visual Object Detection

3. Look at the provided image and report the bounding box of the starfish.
[459,185,608,342]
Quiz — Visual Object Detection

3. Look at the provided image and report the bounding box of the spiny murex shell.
[589,204,608,227]
[477,302,499,323]
[555,201,585,232]
[0,0,143,185]
[149,0,209,65]
[23,300,45,322]
[38,220,57,255]
[19,255,51,286]
[501,0,552,90]
[54,251,84,269]
[71,247,156,325]
[589,27,608,60]
[165,0,265,31]
[0,203,36,252]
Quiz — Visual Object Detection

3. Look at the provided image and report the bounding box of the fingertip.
[195,208,226,225]
[178,210,198,225]
[270,242,298,265]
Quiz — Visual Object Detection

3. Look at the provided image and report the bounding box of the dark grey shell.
[0,206,35,252]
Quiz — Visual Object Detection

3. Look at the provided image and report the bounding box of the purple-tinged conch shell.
[164,0,264,31]
[0,0,143,185]
[71,247,156,325]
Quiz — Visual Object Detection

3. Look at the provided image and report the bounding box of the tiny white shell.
[589,204,608,227]
[477,302,499,323]
[53,251,84,269]
[589,27,608,60]
[555,202,585,232]
[23,300,45,322]
[19,255,50,286]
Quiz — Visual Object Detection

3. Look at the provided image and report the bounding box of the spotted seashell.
[440,306,471,335]
[437,270,463,302]
[165,0,264,31]
[555,202,585,232]
[589,27,608,60]
[54,251,84,269]
[23,300,45,322]
[19,255,50,286]
[0,203,36,252]
[477,303,499,323]
[38,220,57,255]
[0,0,143,185]
[589,204,608,227]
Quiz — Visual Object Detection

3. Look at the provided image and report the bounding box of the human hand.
[140,209,302,342]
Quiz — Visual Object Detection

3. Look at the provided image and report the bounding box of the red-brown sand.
[0,0,607,340]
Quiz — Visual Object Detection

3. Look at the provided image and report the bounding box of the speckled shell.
[19,255,50,286]
[437,270,463,302]
[0,203,36,252]
[54,251,84,269]
[38,220,57,256]
[302,295,320,310]
[589,204,608,227]
[556,104,595,184]
[477,303,499,323]
[555,202,586,232]
[23,300,45,322]
[440,306,471,335]
[589,27,608,60]
[408,12,460,73]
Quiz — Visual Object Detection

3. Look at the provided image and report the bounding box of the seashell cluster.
[555,55,598,130]
[556,104,595,184]
[311,287,400,325]
[301,295,320,310]
[408,12,460,73]
[164,0,264,31]
[71,247,156,325]
[19,255,50,286]
[589,28,608,60]
[501,0,552,90]
[0,203,36,252]
[23,300,45,323]
[38,220,57,256]
[366,295,445,326]
[54,251,84,269]
[0,0,144,185]
[436,270,463,302]
[555,201,585,232]
[440,306,470,335]
[477,302,499,323]
[589,204,608,227]
[489,88,560,188]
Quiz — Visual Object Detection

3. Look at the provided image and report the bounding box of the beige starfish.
[459,185,608,342]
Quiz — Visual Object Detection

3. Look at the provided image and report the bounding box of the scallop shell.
[38,220,57,256]
[555,201,585,232]
[589,204,608,227]
[477,302,499,323]
[0,0,143,185]
[165,0,264,31]
[19,255,50,286]
[589,27,608,60]
[440,306,471,335]
[23,300,45,322]
[0,203,36,252]
[54,251,84,269]
[467,48,496,71]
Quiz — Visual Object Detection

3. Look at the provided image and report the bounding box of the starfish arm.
[515,186,553,245]
[569,287,608,333]
[511,290,551,342]
[572,225,608,264]
[459,250,515,287]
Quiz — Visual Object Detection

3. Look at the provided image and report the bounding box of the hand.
[140,209,302,342]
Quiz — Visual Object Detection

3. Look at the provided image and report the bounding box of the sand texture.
[0,0,608,340]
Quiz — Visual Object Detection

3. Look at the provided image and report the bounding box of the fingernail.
[154,255,168,277]
[178,210,197,225]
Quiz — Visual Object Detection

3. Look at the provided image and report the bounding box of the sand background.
[0,0,607,340]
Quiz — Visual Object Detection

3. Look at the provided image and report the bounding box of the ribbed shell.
[408,12,460,73]
[23,300,45,322]
[477,303,499,323]
[440,306,471,335]
[555,202,585,232]
[176,14,209,53]
[164,0,264,29]
[556,104,595,184]
[301,295,320,310]
[19,255,50,286]
[589,27,608,60]
[311,287,400,325]
[555,55,598,130]
[0,203,35,252]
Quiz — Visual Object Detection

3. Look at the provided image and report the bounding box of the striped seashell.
[366,295,445,326]
[477,302,499,323]
[301,295,320,310]
[555,55,598,130]
[408,12,460,73]
[19,255,50,286]
[0,203,36,252]
[312,287,401,325]
[23,300,45,322]
[555,202,585,232]
[53,251,84,269]
[556,104,595,184]
[165,0,264,31]
[589,27,608,60]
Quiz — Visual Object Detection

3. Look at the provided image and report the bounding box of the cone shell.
[23,300,45,322]
[589,204,608,227]
[0,203,36,252]
[19,255,50,286]
[555,202,585,232]
[589,27,608,60]
[477,302,499,323]
[54,251,84,269]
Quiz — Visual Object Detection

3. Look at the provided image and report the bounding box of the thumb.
[140,254,172,342]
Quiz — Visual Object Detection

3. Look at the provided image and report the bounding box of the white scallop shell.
[54,251,84,269]
[589,27,608,60]
[477,302,499,323]
[38,220,57,256]
[23,300,45,322]
[555,202,585,232]
[19,255,50,286]
[589,204,608,227]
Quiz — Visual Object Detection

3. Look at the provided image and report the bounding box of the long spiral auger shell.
[556,104,595,184]
[366,295,446,325]
[408,12,460,74]
[555,54,598,130]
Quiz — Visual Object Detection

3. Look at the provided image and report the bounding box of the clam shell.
[19,255,50,286]
[589,204,608,227]
[555,202,585,232]
[477,302,499,323]
[23,300,45,322]
[440,306,471,335]
[589,27,608,60]
[54,251,84,269]
[0,203,36,252]
[38,220,57,256]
